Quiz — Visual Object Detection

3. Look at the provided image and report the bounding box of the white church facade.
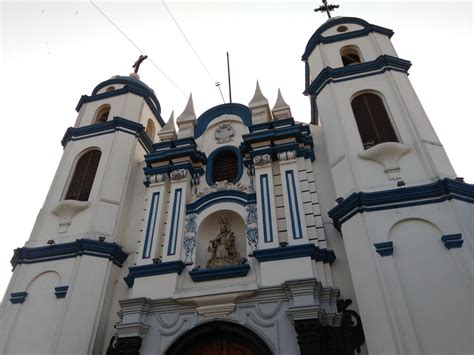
[0,16,472,355]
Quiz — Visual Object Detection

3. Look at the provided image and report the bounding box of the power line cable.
[161,0,225,103]
[89,0,187,97]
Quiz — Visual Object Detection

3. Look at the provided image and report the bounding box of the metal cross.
[314,0,339,18]
[132,54,148,74]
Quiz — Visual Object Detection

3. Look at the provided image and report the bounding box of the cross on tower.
[132,54,148,74]
[314,0,340,18]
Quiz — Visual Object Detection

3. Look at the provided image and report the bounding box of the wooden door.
[189,335,260,355]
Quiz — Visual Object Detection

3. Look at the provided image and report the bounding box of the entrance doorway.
[166,321,272,355]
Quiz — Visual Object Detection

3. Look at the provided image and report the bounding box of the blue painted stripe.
[168,188,183,256]
[285,170,303,239]
[186,190,256,214]
[143,192,160,259]
[260,174,273,243]
[124,261,185,288]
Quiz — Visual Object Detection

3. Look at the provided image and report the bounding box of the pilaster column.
[253,154,279,249]
[278,150,309,244]
[162,169,191,262]
[136,173,169,265]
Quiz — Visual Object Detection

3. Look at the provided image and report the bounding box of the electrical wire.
[161,0,225,103]
[89,0,187,97]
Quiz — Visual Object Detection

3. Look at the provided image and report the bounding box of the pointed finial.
[272,89,292,120]
[314,0,339,19]
[177,93,196,123]
[248,81,272,123]
[249,81,268,106]
[158,110,177,142]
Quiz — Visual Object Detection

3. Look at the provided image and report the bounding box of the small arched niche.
[340,45,363,66]
[145,119,156,142]
[195,210,246,269]
[93,104,111,124]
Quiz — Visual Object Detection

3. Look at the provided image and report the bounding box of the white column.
[162,169,190,262]
[278,151,309,245]
[254,154,279,249]
[136,174,169,265]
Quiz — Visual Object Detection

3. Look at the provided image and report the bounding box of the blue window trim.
[194,103,252,138]
[188,264,250,282]
[285,170,303,240]
[10,291,28,304]
[441,234,463,250]
[253,244,335,264]
[124,261,185,288]
[11,239,128,270]
[54,286,69,299]
[206,146,243,186]
[302,16,393,61]
[168,188,183,256]
[304,55,411,97]
[143,192,160,259]
[328,178,474,230]
[373,242,394,257]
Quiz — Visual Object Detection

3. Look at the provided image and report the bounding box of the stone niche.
[195,210,247,269]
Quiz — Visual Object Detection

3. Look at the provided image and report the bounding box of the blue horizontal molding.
[188,264,250,282]
[54,285,69,299]
[373,242,394,257]
[302,16,393,60]
[124,261,185,288]
[253,244,336,264]
[441,234,463,250]
[11,239,128,270]
[186,190,257,214]
[195,103,252,138]
[304,55,411,97]
[10,291,28,304]
[328,178,474,230]
[62,116,154,153]
[146,137,206,165]
[77,75,164,127]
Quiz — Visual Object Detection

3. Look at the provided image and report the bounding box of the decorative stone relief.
[191,173,201,196]
[245,204,258,250]
[358,142,411,181]
[253,154,272,167]
[277,150,296,162]
[146,173,167,186]
[183,214,197,263]
[247,163,255,191]
[193,181,252,200]
[215,121,234,144]
[206,217,240,268]
[170,169,188,181]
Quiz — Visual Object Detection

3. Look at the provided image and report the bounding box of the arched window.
[212,150,238,184]
[145,119,155,141]
[65,149,101,201]
[351,93,398,149]
[340,46,362,66]
[93,105,110,124]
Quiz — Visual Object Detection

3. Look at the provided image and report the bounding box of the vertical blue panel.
[142,192,160,259]
[285,170,303,239]
[260,174,274,243]
[168,188,183,256]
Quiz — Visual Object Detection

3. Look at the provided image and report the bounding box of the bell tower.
[304,15,472,354]
[0,72,163,354]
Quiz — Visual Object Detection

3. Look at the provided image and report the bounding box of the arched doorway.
[166,321,273,355]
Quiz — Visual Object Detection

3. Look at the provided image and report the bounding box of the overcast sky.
[0,0,472,298]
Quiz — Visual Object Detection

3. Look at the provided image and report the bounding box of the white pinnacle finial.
[272,88,292,120]
[177,93,196,123]
[249,80,268,107]
[158,110,177,141]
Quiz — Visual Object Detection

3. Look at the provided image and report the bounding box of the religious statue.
[206,217,240,268]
